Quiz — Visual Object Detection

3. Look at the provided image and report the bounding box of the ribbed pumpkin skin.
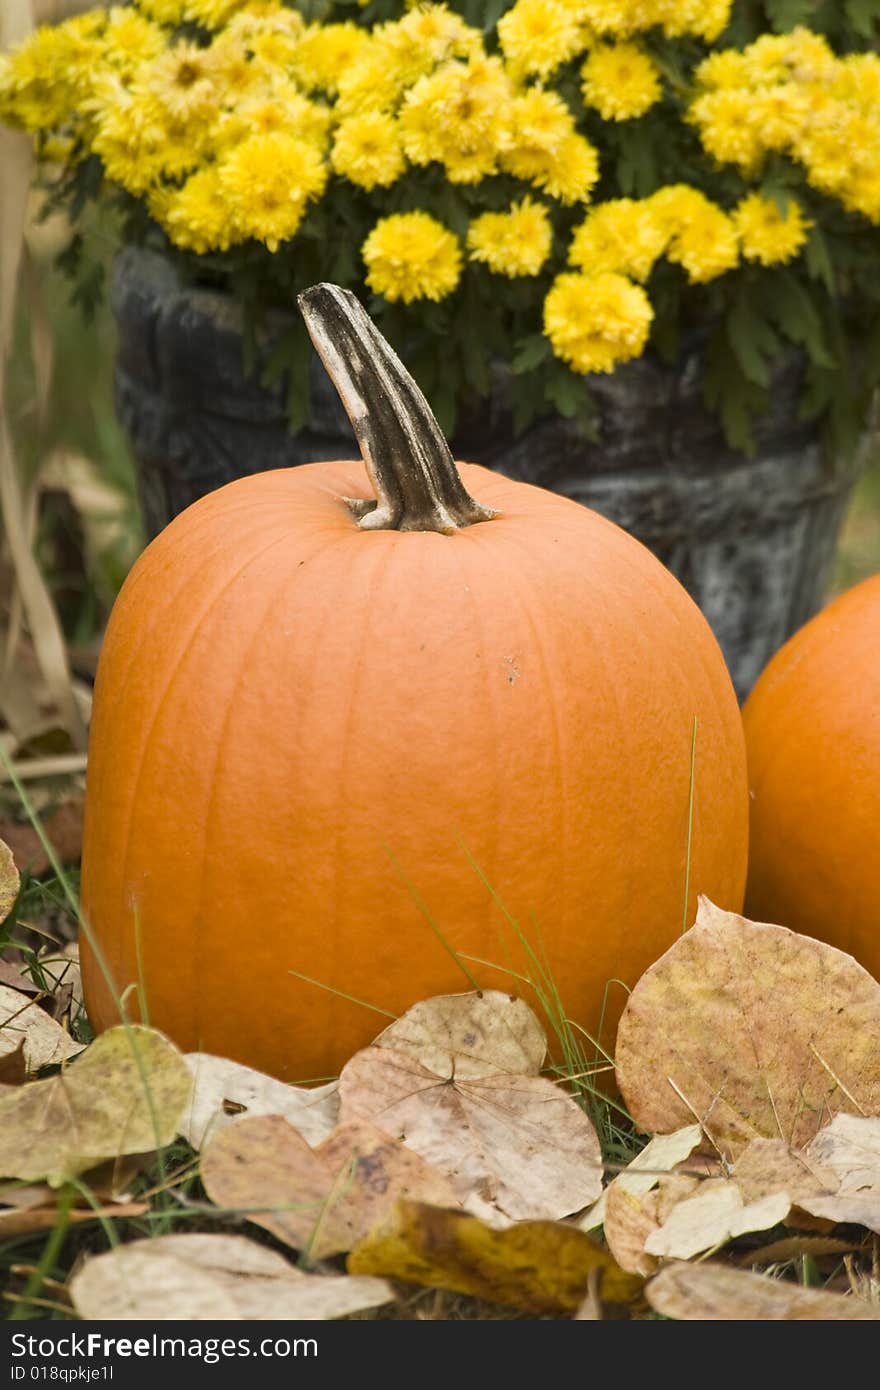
[744,574,880,973]
[81,460,748,1081]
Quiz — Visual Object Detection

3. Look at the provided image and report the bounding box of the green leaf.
[764,272,836,368]
[614,127,659,200]
[765,0,817,31]
[511,334,551,373]
[703,332,767,456]
[510,370,545,436]
[859,314,880,389]
[257,320,313,434]
[427,375,457,439]
[844,0,880,37]
[544,369,598,437]
[804,226,835,294]
[726,292,781,388]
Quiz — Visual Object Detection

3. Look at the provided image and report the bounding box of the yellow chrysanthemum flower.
[215,84,330,151]
[831,53,880,112]
[649,184,707,231]
[577,0,730,40]
[689,90,766,171]
[578,0,651,37]
[248,29,302,71]
[581,43,661,121]
[467,199,553,277]
[218,131,328,251]
[779,27,837,84]
[841,166,880,223]
[399,56,513,184]
[100,7,167,70]
[501,87,575,182]
[293,23,371,96]
[497,0,586,80]
[379,3,481,85]
[137,0,188,25]
[184,0,250,29]
[694,50,753,90]
[331,112,405,190]
[747,87,811,154]
[202,34,269,101]
[335,40,408,116]
[741,33,796,88]
[797,107,880,221]
[138,42,220,126]
[655,0,732,42]
[733,194,810,265]
[663,195,739,283]
[157,165,239,253]
[569,199,667,281]
[224,2,304,43]
[792,111,853,199]
[544,270,653,374]
[0,21,98,132]
[528,132,599,204]
[363,211,462,303]
[92,93,200,193]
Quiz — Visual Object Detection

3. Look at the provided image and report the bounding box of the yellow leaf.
[348,1200,644,1315]
[0,1026,192,1181]
[615,899,880,1157]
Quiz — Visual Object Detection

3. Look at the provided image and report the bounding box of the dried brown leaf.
[70,1234,394,1321]
[604,1173,702,1276]
[35,942,83,1025]
[733,1136,837,1206]
[646,1262,880,1320]
[0,1037,27,1086]
[348,1200,643,1315]
[373,991,547,1079]
[615,899,880,1158]
[181,1053,339,1150]
[797,1192,880,1233]
[339,1046,602,1221]
[644,1180,791,1260]
[579,1125,702,1232]
[0,1200,147,1239]
[0,838,19,923]
[0,962,39,996]
[0,1025,192,1181]
[0,982,82,1071]
[803,1115,880,1193]
[201,1115,461,1260]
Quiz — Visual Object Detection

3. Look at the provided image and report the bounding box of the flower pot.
[111,245,867,701]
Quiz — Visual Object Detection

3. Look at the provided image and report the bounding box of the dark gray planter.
[111,244,867,701]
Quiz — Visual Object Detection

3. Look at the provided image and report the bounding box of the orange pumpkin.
[80,285,748,1081]
[744,573,880,974]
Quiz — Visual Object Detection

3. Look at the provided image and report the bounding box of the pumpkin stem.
[297,283,498,534]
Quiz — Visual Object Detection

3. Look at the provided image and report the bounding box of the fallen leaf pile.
[2,853,880,1321]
